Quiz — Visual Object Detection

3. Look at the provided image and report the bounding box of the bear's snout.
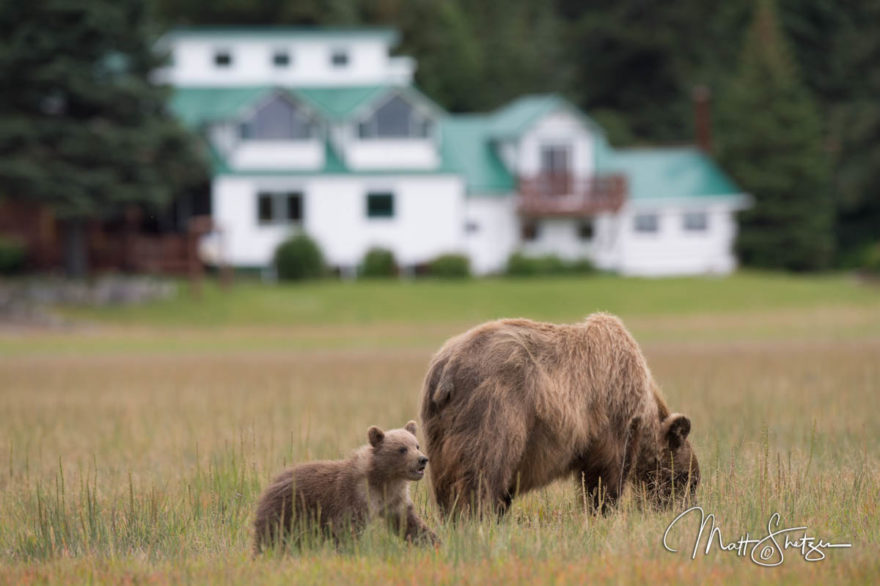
[417,456,428,468]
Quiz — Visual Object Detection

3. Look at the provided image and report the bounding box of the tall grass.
[1,277,879,583]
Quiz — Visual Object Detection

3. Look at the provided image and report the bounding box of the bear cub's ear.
[405,420,417,435]
[368,426,385,447]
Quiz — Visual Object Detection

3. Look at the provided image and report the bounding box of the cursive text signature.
[663,506,852,567]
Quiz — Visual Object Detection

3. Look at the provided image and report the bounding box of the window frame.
[682,210,709,232]
[356,94,433,140]
[256,191,304,226]
[238,94,315,141]
[366,191,395,219]
[540,144,572,175]
[272,49,291,68]
[330,48,350,68]
[213,49,233,68]
[633,213,660,234]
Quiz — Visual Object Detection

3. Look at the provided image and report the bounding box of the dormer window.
[357,95,433,139]
[213,50,232,68]
[272,50,290,68]
[239,94,314,141]
[331,49,349,67]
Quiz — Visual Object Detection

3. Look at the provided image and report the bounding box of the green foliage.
[0,236,26,274]
[0,0,208,275]
[862,243,880,275]
[427,254,470,279]
[717,0,833,271]
[273,233,325,281]
[360,247,397,278]
[506,253,595,277]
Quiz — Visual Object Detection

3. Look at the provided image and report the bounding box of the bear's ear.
[368,426,385,447]
[404,420,417,435]
[662,413,691,450]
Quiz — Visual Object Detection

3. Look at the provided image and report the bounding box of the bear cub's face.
[368,421,429,482]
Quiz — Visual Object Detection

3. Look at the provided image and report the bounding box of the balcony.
[517,173,627,217]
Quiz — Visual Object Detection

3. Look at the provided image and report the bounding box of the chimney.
[692,85,713,153]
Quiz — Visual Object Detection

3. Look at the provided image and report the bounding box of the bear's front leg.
[387,503,439,546]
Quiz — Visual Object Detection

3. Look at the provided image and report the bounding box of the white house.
[160,26,749,276]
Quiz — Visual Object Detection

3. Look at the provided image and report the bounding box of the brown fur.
[253,421,438,553]
[420,313,699,516]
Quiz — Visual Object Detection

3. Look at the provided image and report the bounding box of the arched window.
[239,95,314,141]
[357,95,433,139]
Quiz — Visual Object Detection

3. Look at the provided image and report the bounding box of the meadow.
[1,273,878,584]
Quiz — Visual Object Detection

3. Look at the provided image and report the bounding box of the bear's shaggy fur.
[253,421,438,553]
[420,313,699,516]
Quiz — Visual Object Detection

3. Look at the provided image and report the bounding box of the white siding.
[463,196,519,275]
[212,175,465,269]
[159,36,409,87]
[229,142,325,170]
[614,202,740,276]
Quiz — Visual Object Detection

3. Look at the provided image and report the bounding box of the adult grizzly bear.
[253,421,438,553]
[420,313,699,516]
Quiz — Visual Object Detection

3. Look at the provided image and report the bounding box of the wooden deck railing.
[517,173,627,216]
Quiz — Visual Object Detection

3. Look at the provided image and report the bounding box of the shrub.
[862,242,880,275]
[505,252,595,276]
[0,236,25,275]
[360,247,397,278]
[428,253,470,279]
[273,233,325,281]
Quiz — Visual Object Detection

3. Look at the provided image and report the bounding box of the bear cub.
[253,421,438,553]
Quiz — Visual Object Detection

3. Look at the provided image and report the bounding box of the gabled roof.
[489,94,605,140]
[603,147,741,201]
[162,26,399,45]
[441,116,514,194]
[170,86,273,128]
[170,85,444,128]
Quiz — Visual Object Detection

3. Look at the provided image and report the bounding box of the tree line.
[1,0,877,274]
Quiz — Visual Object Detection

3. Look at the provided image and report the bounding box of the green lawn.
[62,271,879,327]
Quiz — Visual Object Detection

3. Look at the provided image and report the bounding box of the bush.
[427,253,470,279]
[273,233,325,281]
[862,242,880,274]
[505,252,595,276]
[360,247,397,278]
[0,236,25,275]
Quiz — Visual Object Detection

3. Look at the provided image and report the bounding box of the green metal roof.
[603,147,741,200]
[171,86,740,200]
[163,26,399,44]
[170,86,272,128]
[296,86,390,120]
[489,94,605,139]
[171,85,442,127]
[440,116,514,194]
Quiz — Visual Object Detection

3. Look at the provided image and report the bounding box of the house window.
[521,221,538,241]
[331,49,349,67]
[257,192,303,225]
[272,50,291,67]
[683,211,709,232]
[357,95,433,139]
[366,192,394,218]
[239,94,313,140]
[541,145,571,174]
[634,213,659,233]
[214,50,232,67]
[578,220,594,240]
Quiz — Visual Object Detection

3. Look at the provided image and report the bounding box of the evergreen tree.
[716,0,833,270]
[0,0,208,277]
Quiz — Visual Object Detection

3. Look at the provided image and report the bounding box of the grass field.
[1,273,878,584]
